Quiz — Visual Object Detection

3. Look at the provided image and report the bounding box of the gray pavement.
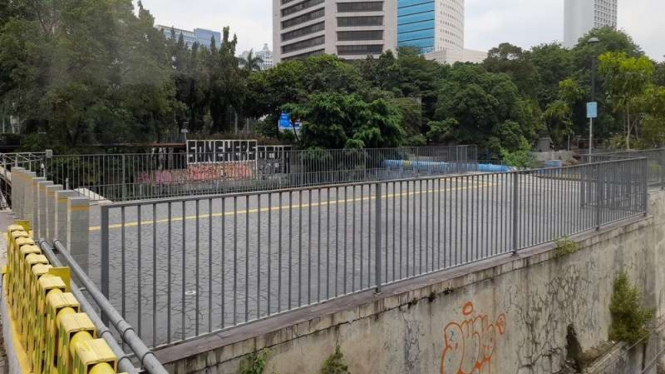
[85,172,644,348]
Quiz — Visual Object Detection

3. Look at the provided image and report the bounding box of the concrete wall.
[157,191,665,374]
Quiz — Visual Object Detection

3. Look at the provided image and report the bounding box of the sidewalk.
[0,209,15,374]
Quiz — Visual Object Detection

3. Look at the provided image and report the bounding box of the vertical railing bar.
[208,199,213,331]
[181,201,186,340]
[233,196,238,325]
[137,205,143,337]
[375,183,382,292]
[167,202,172,343]
[245,195,250,322]
[512,172,519,255]
[152,203,157,347]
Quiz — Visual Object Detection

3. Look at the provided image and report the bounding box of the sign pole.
[587,102,597,155]
[589,117,593,155]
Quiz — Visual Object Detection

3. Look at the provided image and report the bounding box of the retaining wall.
[155,191,665,374]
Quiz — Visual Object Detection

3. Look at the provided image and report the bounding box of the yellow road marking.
[90,181,495,232]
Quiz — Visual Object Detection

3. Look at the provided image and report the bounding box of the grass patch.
[554,236,578,258]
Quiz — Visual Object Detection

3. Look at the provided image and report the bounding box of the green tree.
[542,78,584,149]
[284,93,405,149]
[238,49,264,72]
[530,43,574,109]
[598,52,655,149]
[433,64,540,154]
[208,27,246,133]
[483,43,540,98]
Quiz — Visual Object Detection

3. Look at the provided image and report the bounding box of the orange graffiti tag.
[440,302,506,374]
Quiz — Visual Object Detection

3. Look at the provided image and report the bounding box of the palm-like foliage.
[238,49,263,72]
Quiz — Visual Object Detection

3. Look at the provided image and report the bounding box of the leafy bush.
[320,346,350,374]
[238,349,269,374]
[500,148,537,169]
[608,273,654,344]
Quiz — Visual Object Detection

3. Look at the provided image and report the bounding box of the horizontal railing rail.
[581,149,665,189]
[99,157,648,349]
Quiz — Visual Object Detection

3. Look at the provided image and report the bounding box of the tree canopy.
[1,1,664,154]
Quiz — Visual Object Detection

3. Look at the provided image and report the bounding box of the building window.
[337,2,383,12]
[283,49,326,61]
[282,22,325,41]
[337,30,384,41]
[281,0,297,4]
[337,16,383,27]
[282,0,324,17]
[282,8,325,29]
[282,35,325,54]
[337,44,383,55]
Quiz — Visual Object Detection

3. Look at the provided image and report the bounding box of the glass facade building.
[397,0,435,53]
[155,25,222,50]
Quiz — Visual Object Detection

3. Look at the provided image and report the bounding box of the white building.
[564,0,618,48]
[240,44,275,70]
[397,0,486,65]
[273,0,397,63]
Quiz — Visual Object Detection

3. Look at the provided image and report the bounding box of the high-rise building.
[155,25,222,50]
[396,0,485,64]
[273,0,397,63]
[240,44,275,70]
[564,0,618,48]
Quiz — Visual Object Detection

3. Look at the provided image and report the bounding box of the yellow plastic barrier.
[73,339,117,374]
[2,222,126,374]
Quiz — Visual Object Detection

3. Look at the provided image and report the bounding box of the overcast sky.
[138,0,664,60]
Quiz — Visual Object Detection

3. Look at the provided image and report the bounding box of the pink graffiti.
[441,302,506,374]
[136,163,253,185]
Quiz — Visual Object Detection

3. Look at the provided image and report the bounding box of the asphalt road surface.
[85,171,645,348]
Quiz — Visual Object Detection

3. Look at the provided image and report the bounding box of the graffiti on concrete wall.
[136,163,253,185]
[441,302,507,374]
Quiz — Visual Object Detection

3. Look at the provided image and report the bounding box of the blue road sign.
[587,102,598,119]
[278,112,300,133]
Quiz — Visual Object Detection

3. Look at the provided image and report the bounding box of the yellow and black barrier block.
[2,221,126,374]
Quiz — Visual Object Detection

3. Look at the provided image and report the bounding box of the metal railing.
[582,149,665,189]
[98,158,648,348]
[41,145,478,202]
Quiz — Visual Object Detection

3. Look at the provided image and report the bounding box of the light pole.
[588,36,600,155]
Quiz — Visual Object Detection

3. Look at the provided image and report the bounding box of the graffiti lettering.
[136,163,253,185]
[441,302,506,374]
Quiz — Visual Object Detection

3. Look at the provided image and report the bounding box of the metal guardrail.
[40,146,478,202]
[99,158,648,348]
[582,149,665,189]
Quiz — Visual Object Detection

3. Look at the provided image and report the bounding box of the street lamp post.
[588,37,600,155]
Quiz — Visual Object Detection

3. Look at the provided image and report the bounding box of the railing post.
[595,164,602,231]
[644,158,649,214]
[122,154,127,201]
[101,205,110,300]
[375,183,382,293]
[512,172,519,255]
[580,162,587,208]
[658,149,665,190]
